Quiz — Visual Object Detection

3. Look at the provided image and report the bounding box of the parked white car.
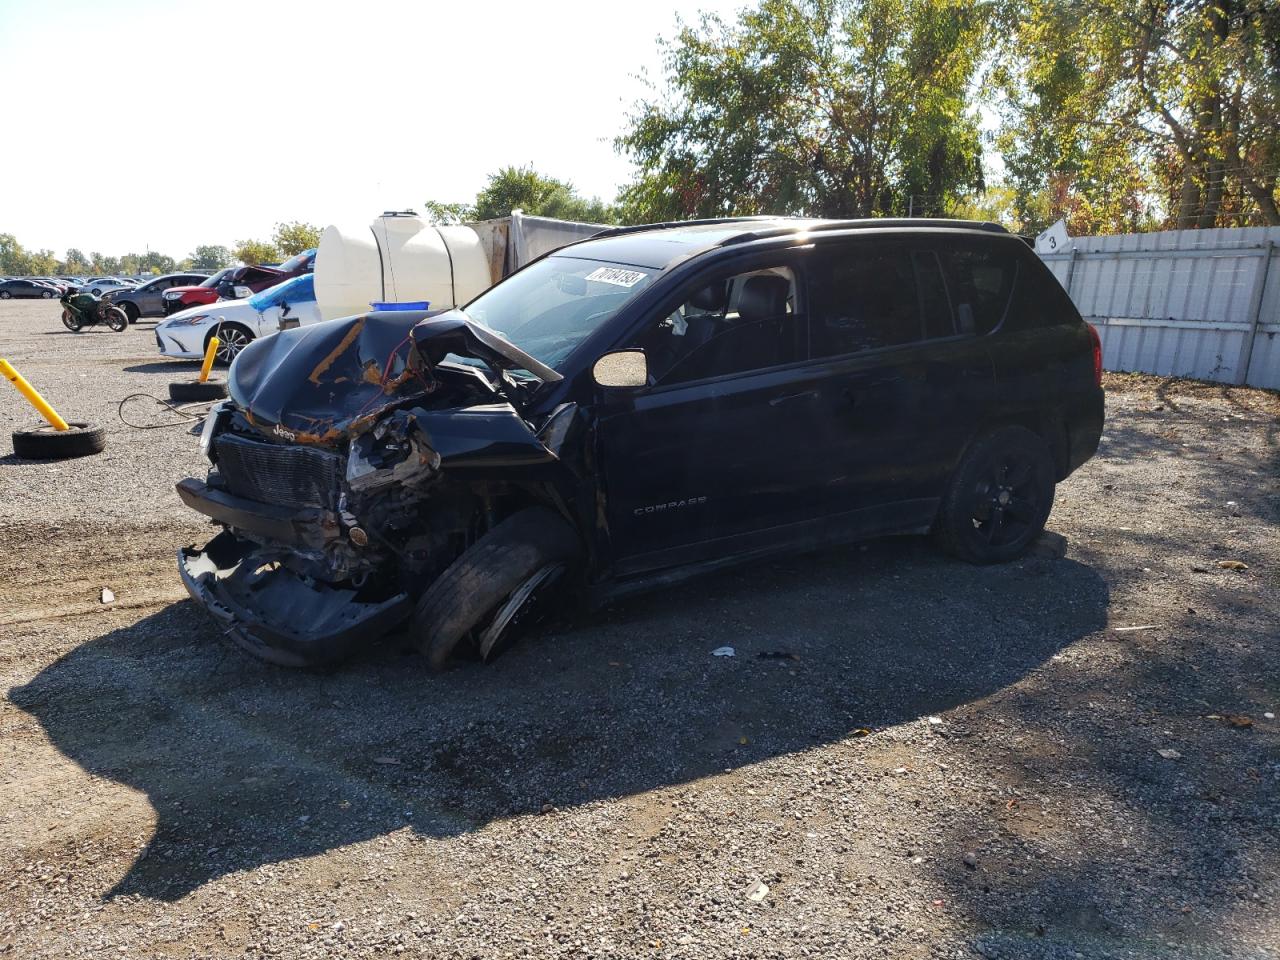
[153,274,321,364]
[81,277,136,296]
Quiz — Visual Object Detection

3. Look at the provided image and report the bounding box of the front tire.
[935,426,1055,564]
[41,290,53,299]
[122,302,140,324]
[61,308,82,332]
[413,507,580,670]
[209,323,254,364]
[0,291,10,299]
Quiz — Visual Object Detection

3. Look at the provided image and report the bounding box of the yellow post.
[199,337,220,383]
[0,358,70,431]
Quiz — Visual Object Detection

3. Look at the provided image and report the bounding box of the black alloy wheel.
[935,426,1055,564]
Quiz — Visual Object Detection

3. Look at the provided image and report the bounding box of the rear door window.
[944,243,1019,335]
[807,241,954,357]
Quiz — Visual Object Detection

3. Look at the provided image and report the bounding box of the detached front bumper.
[179,529,412,667]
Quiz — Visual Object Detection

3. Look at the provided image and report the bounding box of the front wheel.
[41,290,53,299]
[934,426,1055,564]
[0,291,10,300]
[412,507,580,670]
[210,323,254,364]
[61,308,83,332]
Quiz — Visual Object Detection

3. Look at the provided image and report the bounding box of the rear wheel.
[122,302,140,324]
[41,290,53,299]
[105,306,128,332]
[935,426,1055,564]
[412,507,580,670]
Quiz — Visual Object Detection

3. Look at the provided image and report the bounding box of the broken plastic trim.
[179,531,411,667]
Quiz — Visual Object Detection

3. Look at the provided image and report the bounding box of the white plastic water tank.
[314,212,495,321]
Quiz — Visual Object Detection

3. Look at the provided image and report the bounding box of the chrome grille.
[213,433,342,510]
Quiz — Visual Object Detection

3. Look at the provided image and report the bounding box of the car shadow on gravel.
[930,542,1279,955]
[9,537,1109,902]
[121,360,203,374]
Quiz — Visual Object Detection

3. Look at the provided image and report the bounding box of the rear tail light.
[1086,323,1103,387]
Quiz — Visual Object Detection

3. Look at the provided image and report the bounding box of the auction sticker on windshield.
[585,267,647,288]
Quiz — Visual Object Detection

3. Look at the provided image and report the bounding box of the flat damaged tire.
[413,507,579,670]
[169,380,227,402]
[12,421,106,460]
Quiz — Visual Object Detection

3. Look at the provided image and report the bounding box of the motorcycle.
[60,290,128,333]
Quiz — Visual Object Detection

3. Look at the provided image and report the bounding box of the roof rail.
[719,217,1009,246]
[586,216,781,241]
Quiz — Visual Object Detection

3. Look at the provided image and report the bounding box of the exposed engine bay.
[177,307,583,667]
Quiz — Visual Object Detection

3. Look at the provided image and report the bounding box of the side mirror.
[592,349,648,389]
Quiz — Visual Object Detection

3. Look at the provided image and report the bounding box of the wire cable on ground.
[116,392,214,430]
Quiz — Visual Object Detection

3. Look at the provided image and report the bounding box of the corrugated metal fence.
[1038,226,1280,389]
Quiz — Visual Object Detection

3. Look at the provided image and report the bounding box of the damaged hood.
[228,309,561,446]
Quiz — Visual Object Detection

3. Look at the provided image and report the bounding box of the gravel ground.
[1,298,1278,959]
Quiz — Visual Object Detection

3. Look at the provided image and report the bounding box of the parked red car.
[161,249,317,316]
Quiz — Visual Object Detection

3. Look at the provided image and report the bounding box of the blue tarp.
[249,273,315,311]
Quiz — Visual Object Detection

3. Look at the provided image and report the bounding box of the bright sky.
[0,0,748,259]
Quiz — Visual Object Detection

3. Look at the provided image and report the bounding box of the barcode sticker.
[584,267,646,288]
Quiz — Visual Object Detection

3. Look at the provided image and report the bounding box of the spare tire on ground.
[168,380,227,402]
[12,422,106,460]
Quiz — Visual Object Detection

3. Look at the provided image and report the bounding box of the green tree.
[272,221,322,256]
[62,248,92,273]
[425,166,617,224]
[234,239,280,265]
[189,244,233,270]
[0,234,26,274]
[615,0,989,223]
[25,249,58,275]
[996,0,1280,231]
[421,200,476,225]
[90,253,120,274]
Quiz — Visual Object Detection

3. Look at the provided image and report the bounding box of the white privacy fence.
[1038,226,1280,389]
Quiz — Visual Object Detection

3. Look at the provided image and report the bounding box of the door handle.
[769,389,817,407]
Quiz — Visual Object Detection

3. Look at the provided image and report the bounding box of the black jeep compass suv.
[177,217,1104,668]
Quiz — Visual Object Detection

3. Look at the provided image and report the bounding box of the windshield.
[249,274,314,311]
[277,249,315,273]
[463,256,656,369]
[199,268,231,288]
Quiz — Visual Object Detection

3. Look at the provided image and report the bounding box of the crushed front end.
[177,308,570,667]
